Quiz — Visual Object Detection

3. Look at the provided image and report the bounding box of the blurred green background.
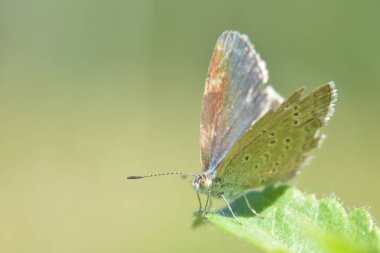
[1,0,379,252]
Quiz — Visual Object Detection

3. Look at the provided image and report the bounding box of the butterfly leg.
[196,192,202,212]
[221,195,241,224]
[243,194,260,216]
[202,192,211,217]
[208,196,213,211]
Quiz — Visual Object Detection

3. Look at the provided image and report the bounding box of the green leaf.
[195,185,380,253]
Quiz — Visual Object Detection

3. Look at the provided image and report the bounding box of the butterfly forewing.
[213,83,337,198]
[200,31,281,172]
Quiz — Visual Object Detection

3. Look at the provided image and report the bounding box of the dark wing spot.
[268,139,277,146]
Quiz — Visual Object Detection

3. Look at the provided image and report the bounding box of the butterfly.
[128,31,337,223]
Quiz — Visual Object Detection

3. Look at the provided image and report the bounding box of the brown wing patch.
[200,31,273,171]
[200,43,229,169]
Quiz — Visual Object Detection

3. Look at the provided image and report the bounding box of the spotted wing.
[200,31,281,172]
[213,83,337,198]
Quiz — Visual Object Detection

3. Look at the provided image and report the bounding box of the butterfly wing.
[212,83,337,198]
[200,31,282,172]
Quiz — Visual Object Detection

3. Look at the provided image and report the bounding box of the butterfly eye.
[199,178,212,189]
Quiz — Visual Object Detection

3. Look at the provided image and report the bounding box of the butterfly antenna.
[127,172,198,180]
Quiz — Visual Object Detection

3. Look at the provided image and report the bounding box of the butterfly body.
[195,31,337,201]
[128,31,337,221]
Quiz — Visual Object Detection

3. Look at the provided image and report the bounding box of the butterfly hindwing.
[200,31,281,172]
[212,82,337,198]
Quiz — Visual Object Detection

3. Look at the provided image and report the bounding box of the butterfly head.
[193,173,213,193]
